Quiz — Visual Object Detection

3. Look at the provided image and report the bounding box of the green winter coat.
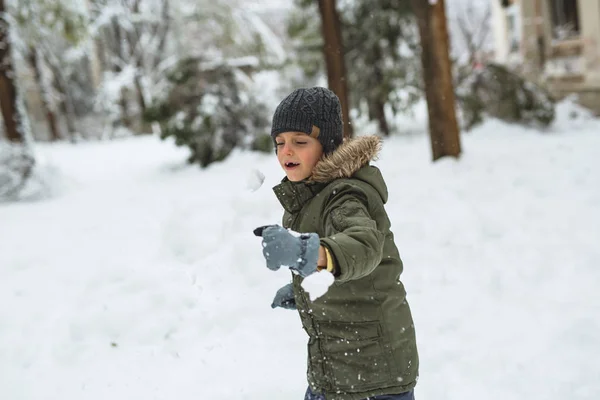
[272,136,419,400]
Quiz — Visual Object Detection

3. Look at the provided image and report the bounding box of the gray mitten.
[254,225,319,277]
[271,283,296,310]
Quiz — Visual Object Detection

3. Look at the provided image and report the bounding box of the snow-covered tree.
[0,0,36,200]
[89,0,171,133]
[89,0,283,138]
[450,2,493,74]
[343,0,421,136]
[144,58,270,167]
[446,3,554,130]
[12,0,87,141]
[289,0,422,136]
[458,63,555,129]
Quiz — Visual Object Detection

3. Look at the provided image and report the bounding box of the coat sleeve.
[319,183,385,282]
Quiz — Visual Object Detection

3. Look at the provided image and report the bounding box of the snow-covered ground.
[1,102,599,400]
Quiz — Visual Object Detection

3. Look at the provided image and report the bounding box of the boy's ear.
[310,125,320,138]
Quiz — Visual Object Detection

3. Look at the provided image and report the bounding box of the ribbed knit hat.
[271,87,343,155]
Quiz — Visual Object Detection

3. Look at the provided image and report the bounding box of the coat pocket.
[317,321,391,391]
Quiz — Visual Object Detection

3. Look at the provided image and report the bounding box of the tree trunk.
[51,66,79,142]
[134,77,146,115]
[93,37,106,86]
[59,93,78,143]
[371,44,390,136]
[374,99,390,137]
[85,0,103,89]
[27,46,62,141]
[153,0,170,69]
[0,0,26,143]
[111,17,132,130]
[43,51,81,142]
[317,0,353,139]
[129,0,150,133]
[411,0,461,161]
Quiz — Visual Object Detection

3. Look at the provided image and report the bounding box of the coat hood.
[310,135,388,203]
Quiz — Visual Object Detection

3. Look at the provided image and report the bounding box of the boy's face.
[275,131,324,182]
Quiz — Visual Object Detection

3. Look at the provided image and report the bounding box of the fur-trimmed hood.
[310,135,382,183]
[311,135,388,203]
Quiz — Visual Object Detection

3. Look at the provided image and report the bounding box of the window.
[549,0,580,40]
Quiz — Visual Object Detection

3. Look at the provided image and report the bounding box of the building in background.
[491,0,600,114]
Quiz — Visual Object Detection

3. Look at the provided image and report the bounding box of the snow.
[1,102,600,399]
[301,271,335,301]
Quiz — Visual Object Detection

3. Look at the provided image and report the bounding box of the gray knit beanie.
[271,87,343,155]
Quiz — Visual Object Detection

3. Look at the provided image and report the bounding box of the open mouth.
[284,162,300,169]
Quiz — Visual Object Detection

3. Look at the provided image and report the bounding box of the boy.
[255,87,419,400]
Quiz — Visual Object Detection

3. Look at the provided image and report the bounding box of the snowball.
[302,270,335,301]
[286,229,302,238]
[246,169,265,192]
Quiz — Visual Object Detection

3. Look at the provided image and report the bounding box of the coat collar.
[273,179,327,214]
[272,135,382,213]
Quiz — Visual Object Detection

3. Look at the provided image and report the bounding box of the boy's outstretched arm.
[320,184,385,282]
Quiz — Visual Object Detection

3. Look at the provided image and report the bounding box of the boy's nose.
[281,143,293,155]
